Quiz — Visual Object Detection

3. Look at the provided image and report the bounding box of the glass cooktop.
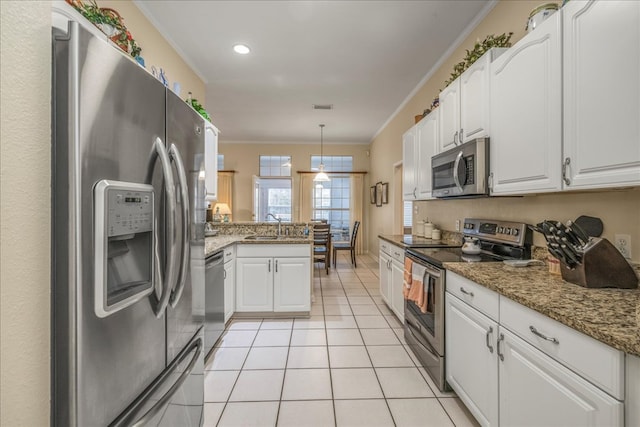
[401,235,458,248]
[406,247,505,267]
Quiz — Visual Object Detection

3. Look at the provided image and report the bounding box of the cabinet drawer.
[236,244,310,258]
[379,240,404,263]
[500,296,624,400]
[446,271,499,321]
[379,239,391,255]
[223,244,235,261]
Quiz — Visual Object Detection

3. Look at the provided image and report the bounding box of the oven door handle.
[406,320,439,359]
[453,150,464,192]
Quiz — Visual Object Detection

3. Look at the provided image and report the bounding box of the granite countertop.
[205,234,311,257]
[444,262,640,357]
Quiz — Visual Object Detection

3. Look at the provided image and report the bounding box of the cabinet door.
[273,257,311,312]
[563,1,640,189]
[223,259,235,322]
[416,110,438,199]
[499,328,623,427]
[402,127,417,200]
[460,54,491,143]
[390,259,405,323]
[235,258,272,311]
[490,13,562,195]
[438,79,461,153]
[379,251,392,306]
[446,293,499,427]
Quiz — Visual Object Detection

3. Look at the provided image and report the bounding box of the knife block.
[559,238,638,289]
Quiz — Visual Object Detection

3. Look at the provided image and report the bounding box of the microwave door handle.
[168,143,190,308]
[453,150,464,192]
[145,137,177,318]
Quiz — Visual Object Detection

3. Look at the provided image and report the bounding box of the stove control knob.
[505,227,512,235]
[497,226,503,233]
[512,228,519,236]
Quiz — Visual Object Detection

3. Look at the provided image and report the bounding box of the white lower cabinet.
[499,328,623,427]
[223,247,235,323]
[446,272,624,427]
[378,239,404,322]
[445,293,498,426]
[235,244,311,313]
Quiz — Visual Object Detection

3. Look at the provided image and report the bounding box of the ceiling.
[135,1,492,143]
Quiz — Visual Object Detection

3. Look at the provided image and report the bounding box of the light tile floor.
[204,252,479,427]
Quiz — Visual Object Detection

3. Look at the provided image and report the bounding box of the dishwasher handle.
[206,250,224,265]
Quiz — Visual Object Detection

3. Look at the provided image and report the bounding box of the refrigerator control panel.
[94,180,155,318]
[106,187,154,237]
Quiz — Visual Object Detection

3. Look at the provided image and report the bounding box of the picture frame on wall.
[381,182,389,204]
[370,186,376,205]
[375,182,383,207]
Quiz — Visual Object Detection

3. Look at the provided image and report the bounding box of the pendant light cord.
[320,124,325,166]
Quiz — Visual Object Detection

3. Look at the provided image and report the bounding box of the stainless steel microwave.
[431,138,489,198]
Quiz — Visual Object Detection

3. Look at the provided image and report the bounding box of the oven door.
[403,257,444,356]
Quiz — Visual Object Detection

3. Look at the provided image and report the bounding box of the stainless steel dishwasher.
[205,250,225,358]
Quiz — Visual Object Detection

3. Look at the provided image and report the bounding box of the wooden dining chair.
[312,223,331,274]
[332,221,360,268]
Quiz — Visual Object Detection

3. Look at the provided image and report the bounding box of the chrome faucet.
[266,213,282,235]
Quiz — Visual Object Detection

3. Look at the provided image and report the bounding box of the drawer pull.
[485,326,494,353]
[529,326,559,344]
[497,333,505,361]
[459,287,474,297]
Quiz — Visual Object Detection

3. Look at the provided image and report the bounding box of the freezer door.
[165,90,207,362]
[110,328,204,427]
[52,17,168,426]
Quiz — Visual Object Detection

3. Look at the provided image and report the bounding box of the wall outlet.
[455,219,461,232]
[614,234,632,259]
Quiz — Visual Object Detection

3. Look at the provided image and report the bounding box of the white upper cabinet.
[439,80,461,153]
[439,49,506,154]
[460,48,506,144]
[204,123,219,202]
[490,13,562,195]
[563,0,640,189]
[416,109,438,199]
[402,126,418,200]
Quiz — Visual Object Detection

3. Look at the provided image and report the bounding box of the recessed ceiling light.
[233,44,251,55]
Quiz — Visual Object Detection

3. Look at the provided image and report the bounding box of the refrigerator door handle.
[168,143,190,308]
[109,336,203,427]
[145,137,178,318]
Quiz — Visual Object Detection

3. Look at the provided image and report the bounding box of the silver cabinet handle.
[459,128,464,143]
[394,251,401,257]
[453,131,458,145]
[275,259,278,273]
[529,326,559,344]
[486,326,494,353]
[562,157,571,186]
[268,259,271,272]
[145,137,177,318]
[413,188,417,198]
[459,287,474,297]
[168,143,190,308]
[223,270,227,280]
[497,333,505,361]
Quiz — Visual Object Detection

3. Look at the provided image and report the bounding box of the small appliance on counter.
[531,219,638,289]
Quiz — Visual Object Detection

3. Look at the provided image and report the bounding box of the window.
[254,156,292,222]
[404,201,413,234]
[259,155,291,177]
[311,156,353,241]
[217,154,224,170]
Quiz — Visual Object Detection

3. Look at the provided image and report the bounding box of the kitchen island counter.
[444,262,640,357]
[205,235,311,257]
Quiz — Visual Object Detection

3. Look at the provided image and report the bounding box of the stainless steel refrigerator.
[52,4,207,425]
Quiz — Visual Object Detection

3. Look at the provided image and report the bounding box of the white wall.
[0,2,52,425]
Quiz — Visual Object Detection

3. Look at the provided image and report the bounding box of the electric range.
[403,218,533,393]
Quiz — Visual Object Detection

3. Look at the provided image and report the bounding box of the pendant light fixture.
[314,124,330,182]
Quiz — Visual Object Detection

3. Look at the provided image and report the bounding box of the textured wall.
[367,0,640,261]
[0,1,52,425]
